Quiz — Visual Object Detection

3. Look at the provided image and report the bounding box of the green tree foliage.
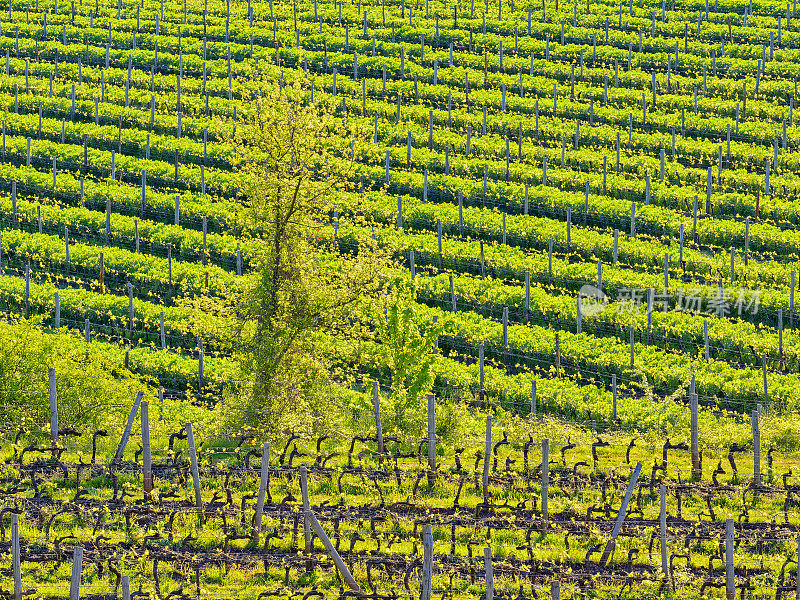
[0,316,148,433]
[372,283,445,436]
[225,73,391,438]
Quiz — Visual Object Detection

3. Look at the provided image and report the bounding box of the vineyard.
[2,0,800,596]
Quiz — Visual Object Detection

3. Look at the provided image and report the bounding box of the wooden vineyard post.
[725,519,735,600]
[745,218,750,265]
[300,466,312,555]
[198,340,204,394]
[598,260,603,291]
[483,414,491,502]
[752,409,761,486]
[105,195,112,238]
[484,547,494,600]
[458,192,464,238]
[629,327,634,369]
[542,439,549,528]
[114,391,143,463]
[121,575,130,600]
[397,195,402,227]
[202,216,207,265]
[502,306,508,352]
[64,228,70,276]
[421,523,433,600]
[253,442,270,543]
[142,400,153,500]
[69,546,83,600]
[304,508,365,595]
[660,483,668,577]
[479,343,485,391]
[127,282,134,337]
[612,374,618,420]
[531,380,536,416]
[551,581,560,600]
[373,382,384,463]
[599,461,643,565]
[691,391,701,479]
[168,244,173,291]
[49,368,58,455]
[566,208,571,247]
[427,394,436,485]
[185,422,203,509]
[24,259,29,318]
[525,271,531,322]
[12,513,20,600]
[437,218,443,271]
[555,332,561,376]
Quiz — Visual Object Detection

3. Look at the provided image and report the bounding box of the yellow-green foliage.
[0,316,151,434]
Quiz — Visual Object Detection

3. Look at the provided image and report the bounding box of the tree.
[372,283,445,436]
[226,72,390,437]
[0,316,148,433]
